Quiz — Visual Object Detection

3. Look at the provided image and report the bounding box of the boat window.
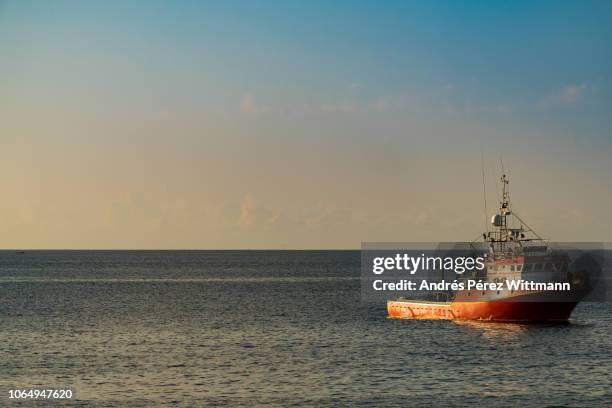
[534,263,543,271]
[554,263,562,272]
[516,264,523,272]
[510,265,515,271]
[524,264,533,272]
[545,263,553,270]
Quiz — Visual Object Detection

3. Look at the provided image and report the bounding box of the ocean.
[1,250,610,407]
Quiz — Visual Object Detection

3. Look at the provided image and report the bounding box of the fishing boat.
[387,174,593,322]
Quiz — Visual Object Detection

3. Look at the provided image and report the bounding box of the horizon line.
[0,248,362,251]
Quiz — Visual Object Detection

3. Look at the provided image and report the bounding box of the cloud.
[537,83,587,109]
[559,83,587,104]
[239,193,256,227]
[319,97,395,114]
[319,102,360,114]
[238,193,280,229]
[240,92,256,114]
[239,92,274,115]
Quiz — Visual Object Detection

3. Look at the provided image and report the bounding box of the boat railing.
[430,291,453,302]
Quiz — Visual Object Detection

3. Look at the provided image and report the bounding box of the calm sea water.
[1,251,610,407]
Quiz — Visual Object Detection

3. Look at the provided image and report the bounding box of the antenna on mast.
[499,154,510,210]
[480,146,488,236]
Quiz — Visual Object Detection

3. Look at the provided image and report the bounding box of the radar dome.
[491,214,502,227]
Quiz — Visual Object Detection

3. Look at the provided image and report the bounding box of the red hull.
[387,299,578,322]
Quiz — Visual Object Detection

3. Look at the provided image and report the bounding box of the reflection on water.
[454,320,532,340]
[454,316,599,342]
[1,251,611,407]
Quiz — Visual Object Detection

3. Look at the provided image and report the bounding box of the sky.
[1,0,611,249]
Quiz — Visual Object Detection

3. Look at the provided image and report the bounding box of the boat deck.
[395,299,452,305]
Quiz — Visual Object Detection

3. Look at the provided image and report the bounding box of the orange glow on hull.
[387,300,578,322]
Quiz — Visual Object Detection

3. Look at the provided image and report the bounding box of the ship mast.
[484,174,546,258]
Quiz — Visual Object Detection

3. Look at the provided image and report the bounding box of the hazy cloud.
[239,193,256,227]
[238,193,280,229]
[319,102,360,114]
[319,96,397,114]
[240,92,256,114]
[537,83,588,109]
[239,92,275,115]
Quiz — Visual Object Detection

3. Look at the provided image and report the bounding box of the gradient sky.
[1,1,611,248]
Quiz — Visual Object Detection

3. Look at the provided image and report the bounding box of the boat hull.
[387,299,578,322]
